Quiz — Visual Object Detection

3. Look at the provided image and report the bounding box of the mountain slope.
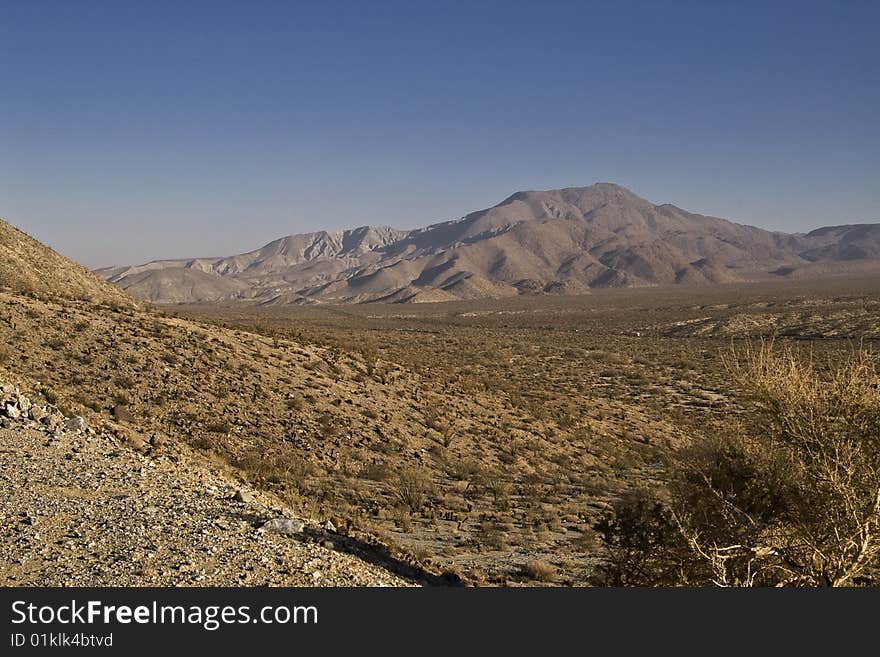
[111,267,249,304]
[0,224,448,585]
[96,184,880,304]
[0,222,695,585]
[0,223,520,584]
[1,218,134,306]
[0,384,409,586]
[798,224,880,262]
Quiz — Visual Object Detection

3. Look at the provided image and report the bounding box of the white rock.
[259,518,305,535]
[64,416,87,431]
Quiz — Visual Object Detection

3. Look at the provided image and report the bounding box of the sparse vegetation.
[40,386,59,405]
[205,421,233,434]
[597,341,880,587]
[389,469,435,514]
[3,275,878,585]
[523,560,558,582]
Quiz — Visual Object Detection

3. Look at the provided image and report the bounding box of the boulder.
[28,406,47,422]
[234,489,256,504]
[128,436,148,452]
[64,416,87,431]
[40,414,62,429]
[259,518,305,535]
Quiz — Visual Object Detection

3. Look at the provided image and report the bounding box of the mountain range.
[97,183,880,304]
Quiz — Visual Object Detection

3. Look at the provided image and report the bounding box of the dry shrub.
[388,469,435,513]
[205,421,232,434]
[598,341,880,587]
[523,560,558,582]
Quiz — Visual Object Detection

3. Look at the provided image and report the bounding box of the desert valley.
[2,184,879,586]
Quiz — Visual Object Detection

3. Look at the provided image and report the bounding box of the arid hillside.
[0,221,430,584]
[1,286,683,584]
[0,382,409,587]
[4,219,877,586]
[1,219,685,585]
[98,183,880,304]
[1,218,133,307]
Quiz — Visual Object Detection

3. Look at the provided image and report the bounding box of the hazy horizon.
[20,181,880,271]
[2,1,878,268]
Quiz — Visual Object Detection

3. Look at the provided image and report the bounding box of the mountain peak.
[95,185,880,304]
[501,182,636,204]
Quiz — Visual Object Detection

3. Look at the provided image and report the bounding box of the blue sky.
[1,0,878,267]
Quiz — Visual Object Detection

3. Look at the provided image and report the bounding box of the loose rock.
[259,518,306,535]
[64,416,87,431]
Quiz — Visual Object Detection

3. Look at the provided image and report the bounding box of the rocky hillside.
[0,218,134,307]
[796,224,880,262]
[0,382,410,586]
[0,229,439,586]
[109,267,249,304]
[0,222,683,584]
[97,183,880,304]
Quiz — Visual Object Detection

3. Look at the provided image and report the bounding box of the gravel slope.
[0,415,411,587]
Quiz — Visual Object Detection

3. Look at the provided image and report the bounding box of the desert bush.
[282,454,317,481]
[360,340,379,376]
[205,421,232,434]
[445,457,482,481]
[388,469,434,513]
[428,417,459,448]
[45,337,65,350]
[597,341,880,587]
[478,519,508,550]
[191,434,213,450]
[40,386,58,404]
[114,375,135,389]
[360,460,391,482]
[422,406,442,431]
[522,560,558,582]
[479,471,512,507]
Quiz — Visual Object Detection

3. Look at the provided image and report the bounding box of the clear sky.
[1,0,878,267]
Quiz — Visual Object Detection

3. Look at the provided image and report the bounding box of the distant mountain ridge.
[96,183,880,304]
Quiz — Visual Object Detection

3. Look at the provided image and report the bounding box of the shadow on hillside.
[223,510,465,586]
[300,525,466,587]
